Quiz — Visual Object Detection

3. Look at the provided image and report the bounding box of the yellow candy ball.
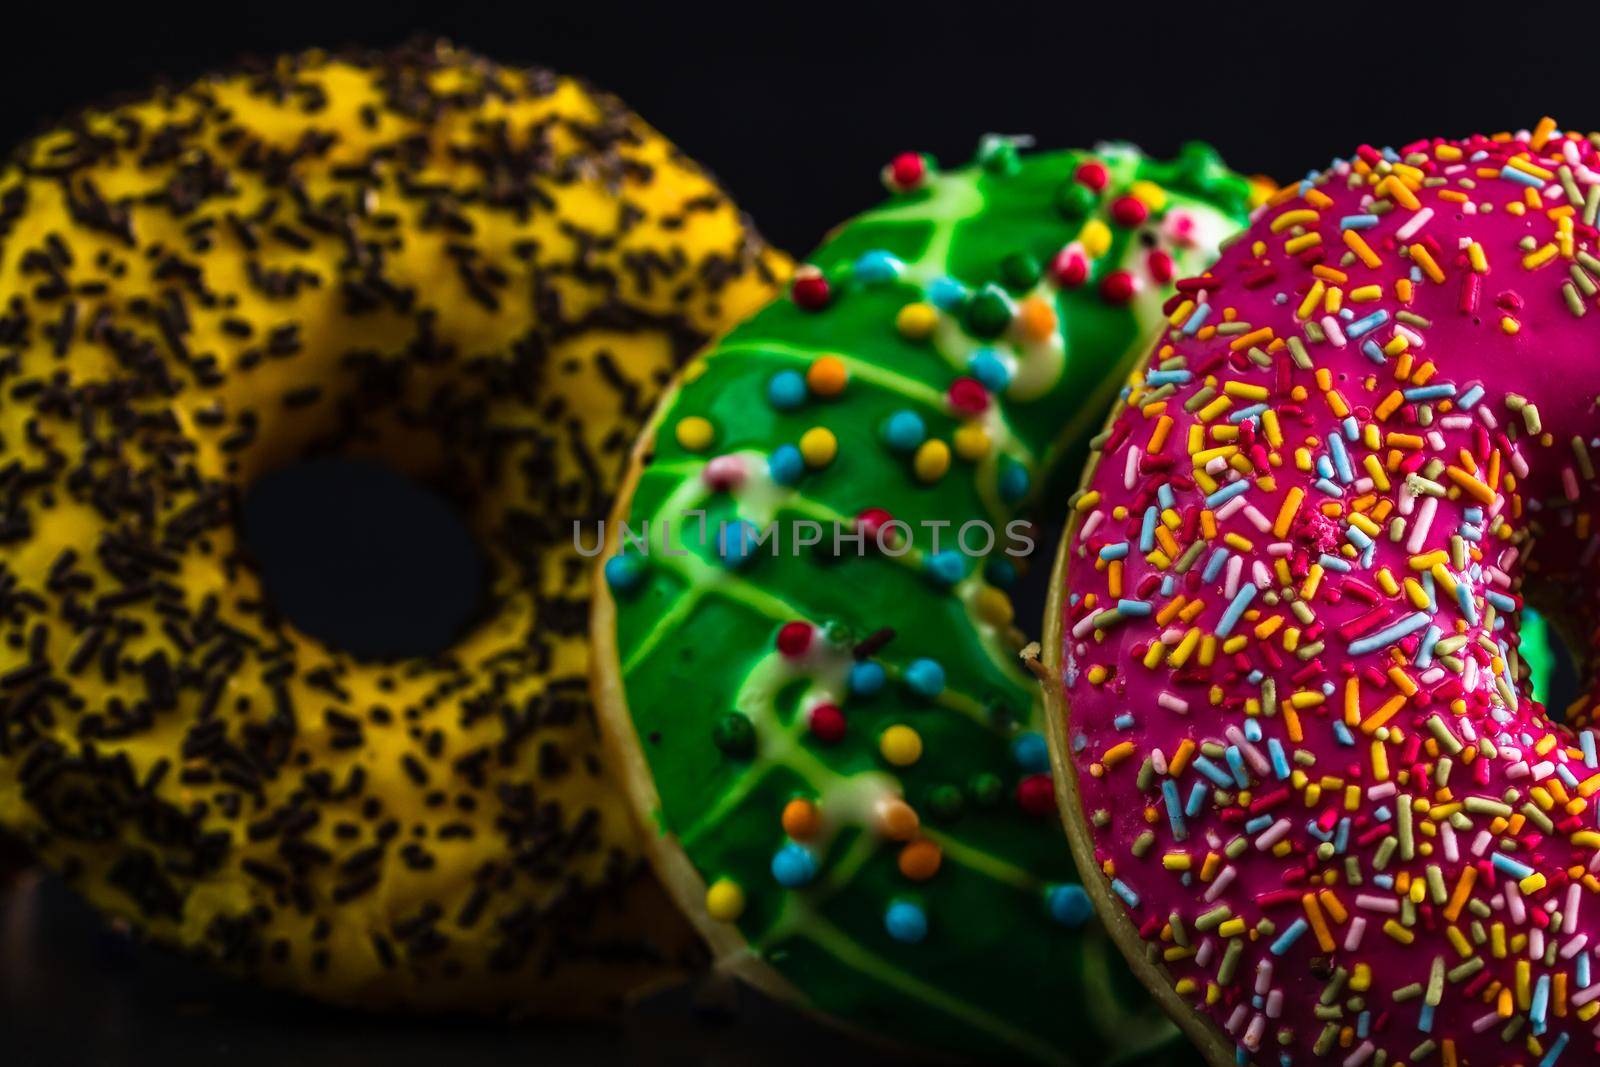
[975,587,1014,626]
[896,302,939,340]
[1129,179,1168,212]
[676,415,714,452]
[799,427,837,468]
[806,354,849,396]
[879,724,923,767]
[953,423,990,461]
[705,878,745,921]
[1080,217,1112,258]
[913,438,951,482]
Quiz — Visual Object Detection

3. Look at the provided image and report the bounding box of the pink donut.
[1049,119,1600,1067]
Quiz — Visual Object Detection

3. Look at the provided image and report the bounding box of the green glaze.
[1521,605,1556,709]
[602,139,1259,1063]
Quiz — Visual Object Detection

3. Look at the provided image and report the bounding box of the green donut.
[592,138,1264,1062]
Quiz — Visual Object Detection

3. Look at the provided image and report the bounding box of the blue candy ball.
[882,410,927,452]
[967,349,1012,392]
[771,844,818,888]
[927,276,968,311]
[603,553,644,593]
[718,520,761,568]
[904,657,945,698]
[985,559,1018,588]
[853,249,904,286]
[769,445,805,486]
[849,661,886,696]
[1012,731,1050,773]
[924,550,965,587]
[1048,884,1093,927]
[998,457,1031,503]
[884,901,928,943]
[767,370,808,411]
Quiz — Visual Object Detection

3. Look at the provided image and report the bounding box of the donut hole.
[1521,601,1583,720]
[241,458,487,660]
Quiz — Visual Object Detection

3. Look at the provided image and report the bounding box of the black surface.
[0,873,908,1067]
[0,3,1590,1062]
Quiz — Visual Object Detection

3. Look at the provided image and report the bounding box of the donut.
[1525,606,1559,705]
[0,41,784,1011]
[1047,119,1600,1067]
[592,137,1264,1061]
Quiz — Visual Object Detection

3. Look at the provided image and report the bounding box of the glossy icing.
[1054,121,1600,1066]
[595,137,1261,1061]
[0,42,784,1011]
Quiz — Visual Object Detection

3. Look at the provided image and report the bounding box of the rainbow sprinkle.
[1061,120,1600,1067]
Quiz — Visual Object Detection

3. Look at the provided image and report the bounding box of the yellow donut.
[0,41,785,1012]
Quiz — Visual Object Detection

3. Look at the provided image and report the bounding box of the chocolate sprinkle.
[0,40,781,1013]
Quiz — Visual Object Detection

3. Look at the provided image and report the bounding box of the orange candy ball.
[875,797,920,841]
[806,355,849,396]
[898,838,942,881]
[1016,295,1057,342]
[781,797,820,839]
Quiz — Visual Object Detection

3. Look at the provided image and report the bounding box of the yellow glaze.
[0,41,784,1012]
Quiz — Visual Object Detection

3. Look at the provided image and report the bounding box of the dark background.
[3,3,1593,257]
[0,2,1591,1063]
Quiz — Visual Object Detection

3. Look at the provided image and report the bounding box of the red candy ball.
[808,703,847,744]
[791,270,830,311]
[1110,195,1149,227]
[1147,249,1175,284]
[946,376,990,416]
[1016,773,1056,816]
[889,152,926,190]
[855,507,900,548]
[777,621,813,658]
[1099,270,1136,304]
[701,454,746,492]
[1074,159,1108,191]
[1050,246,1089,288]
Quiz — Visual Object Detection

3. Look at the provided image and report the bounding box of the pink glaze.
[1060,122,1600,1067]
